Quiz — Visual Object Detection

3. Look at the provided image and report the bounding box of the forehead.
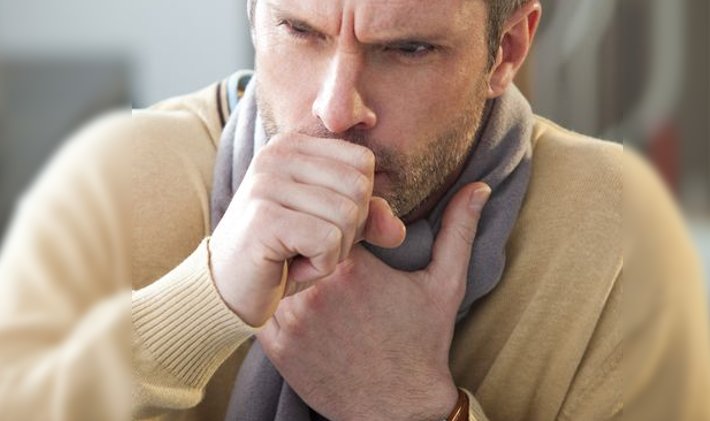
[265,0,485,41]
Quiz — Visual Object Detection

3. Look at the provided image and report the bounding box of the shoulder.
[516,117,623,266]
[529,116,622,205]
[528,120,710,420]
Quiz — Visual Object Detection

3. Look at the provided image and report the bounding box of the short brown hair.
[247,0,527,68]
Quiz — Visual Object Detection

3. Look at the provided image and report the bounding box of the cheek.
[368,64,480,151]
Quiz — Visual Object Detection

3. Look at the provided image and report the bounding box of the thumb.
[427,182,491,281]
[360,197,406,248]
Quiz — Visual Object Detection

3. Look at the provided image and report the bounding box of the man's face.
[253,0,492,217]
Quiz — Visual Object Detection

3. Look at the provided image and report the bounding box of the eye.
[387,42,436,58]
[278,19,316,40]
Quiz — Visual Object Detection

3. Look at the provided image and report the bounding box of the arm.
[0,113,132,420]
[0,110,257,420]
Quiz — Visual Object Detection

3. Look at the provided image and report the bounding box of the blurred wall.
[528,0,709,216]
[0,0,254,233]
[0,0,254,106]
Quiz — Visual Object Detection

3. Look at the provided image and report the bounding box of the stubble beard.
[256,79,488,218]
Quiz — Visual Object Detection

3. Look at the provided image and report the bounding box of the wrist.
[425,382,460,421]
[345,378,458,421]
[207,237,285,327]
[384,378,458,421]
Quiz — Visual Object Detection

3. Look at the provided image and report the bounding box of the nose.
[312,51,377,134]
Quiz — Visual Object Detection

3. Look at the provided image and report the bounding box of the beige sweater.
[0,77,708,421]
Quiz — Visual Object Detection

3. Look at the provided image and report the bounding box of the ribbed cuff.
[132,238,258,388]
[462,389,488,421]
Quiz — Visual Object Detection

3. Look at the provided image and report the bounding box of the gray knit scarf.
[211,76,534,421]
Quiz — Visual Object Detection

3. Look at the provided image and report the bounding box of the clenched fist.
[209,133,406,327]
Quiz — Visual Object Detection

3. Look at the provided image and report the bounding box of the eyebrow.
[266,1,453,47]
[267,1,333,33]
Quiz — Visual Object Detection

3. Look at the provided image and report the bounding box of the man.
[1,0,708,420]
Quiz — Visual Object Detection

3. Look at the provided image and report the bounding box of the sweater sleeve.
[0,108,256,420]
[0,113,133,420]
[463,389,490,421]
[132,238,257,419]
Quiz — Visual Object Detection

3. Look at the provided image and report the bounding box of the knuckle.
[320,240,342,274]
[350,172,371,203]
[268,132,290,147]
[267,335,288,364]
[261,137,294,161]
[265,143,289,161]
[248,174,274,197]
[251,199,278,225]
[253,145,277,167]
[357,147,376,172]
[337,198,360,225]
[321,225,343,250]
[281,305,300,332]
[303,285,325,312]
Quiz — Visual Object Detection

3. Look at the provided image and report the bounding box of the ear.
[487,1,542,98]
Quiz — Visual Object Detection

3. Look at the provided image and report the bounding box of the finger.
[269,133,375,178]
[283,265,319,295]
[258,203,343,283]
[427,183,491,282]
[256,294,306,366]
[360,197,406,248]
[256,152,374,208]
[288,256,334,285]
[256,178,363,262]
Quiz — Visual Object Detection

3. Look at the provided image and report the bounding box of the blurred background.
[0,0,708,297]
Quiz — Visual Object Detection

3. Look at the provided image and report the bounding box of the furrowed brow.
[266,1,333,35]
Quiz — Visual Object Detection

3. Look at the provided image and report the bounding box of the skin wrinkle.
[250,0,529,68]
[254,0,491,218]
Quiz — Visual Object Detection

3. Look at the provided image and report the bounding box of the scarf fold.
[211,75,534,421]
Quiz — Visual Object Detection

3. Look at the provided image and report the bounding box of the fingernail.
[469,186,491,212]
